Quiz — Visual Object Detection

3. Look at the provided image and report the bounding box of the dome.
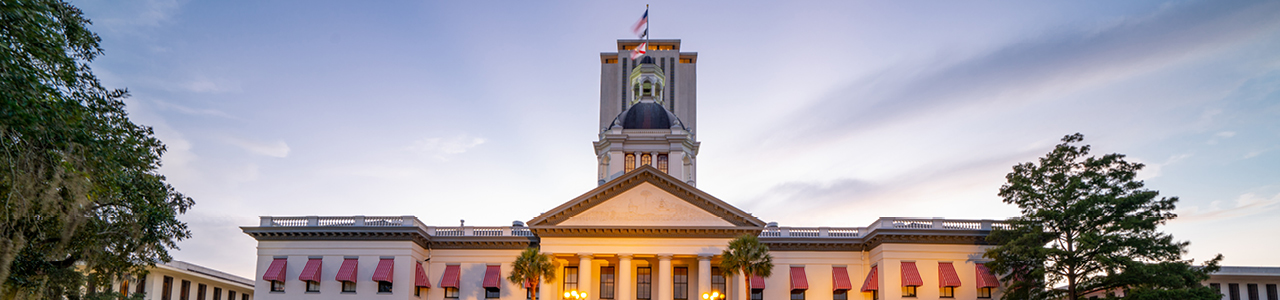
[639,56,655,64]
[621,102,672,129]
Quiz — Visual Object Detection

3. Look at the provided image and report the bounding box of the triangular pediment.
[528,165,765,230]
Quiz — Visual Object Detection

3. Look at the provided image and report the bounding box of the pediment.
[528,166,765,229]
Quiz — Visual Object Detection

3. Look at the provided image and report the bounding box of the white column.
[735,273,747,300]
[658,254,673,300]
[697,254,712,298]
[618,254,634,300]
[579,253,594,300]
[542,258,561,300]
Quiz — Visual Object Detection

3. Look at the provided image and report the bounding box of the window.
[1268,284,1279,300]
[487,287,501,299]
[750,289,762,300]
[790,289,805,300]
[657,154,668,173]
[711,267,726,298]
[121,279,131,297]
[1248,284,1259,300]
[673,267,688,300]
[445,287,460,299]
[343,281,357,293]
[625,154,636,172]
[680,58,694,64]
[1231,283,1241,300]
[871,290,878,300]
[161,276,171,300]
[832,289,847,300]
[601,266,616,299]
[978,287,992,298]
[940,287,954,298]
[418,286,425,297]
[197,284,206,300]
[1212,283,1222,295]
[271,280,284,292]
[136,275,146,294]
[379,281,394,293]
[214,287,222,300]
[565,266,580,292]
[229,291,237,300]
[307,280,320,292]
[527,288,533,300]
[605,58,618,64]
[242,294,250,300]
[181,280,190,300]
[642,153,652,166]
[903,286,917,297]
[637,267,652,300]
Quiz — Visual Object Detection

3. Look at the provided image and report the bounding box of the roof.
[622,102,674,129]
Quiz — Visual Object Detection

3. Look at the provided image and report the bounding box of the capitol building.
[239,38,1028,300]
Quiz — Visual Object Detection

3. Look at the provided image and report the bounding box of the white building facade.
[241,39,1010,300]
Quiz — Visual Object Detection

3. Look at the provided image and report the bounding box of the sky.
[72,0,1280,278]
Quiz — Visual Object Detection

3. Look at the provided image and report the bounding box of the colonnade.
[542,253,739,300]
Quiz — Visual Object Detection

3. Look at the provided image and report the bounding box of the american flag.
[632,9,648,38]
[630,42,647,60]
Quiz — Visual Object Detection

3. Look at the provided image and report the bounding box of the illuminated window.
[307,280,320,292]
[641,154,652,166]
[600,266,616,299]
[564,266,579,293]
[121,280,131,297]
[446,287,460,298]
[673,267,688,300]
[711,267,726,298]
[605,58,618,64]
[625,154,636,172]
[978,287,992,298]
[343,281,356,292]
[637,267,652,300]
[680,58,694,64]
[903,286,917,297]
[657,154,668,173]
[940,286,954,298]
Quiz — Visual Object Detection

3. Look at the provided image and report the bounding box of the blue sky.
[74,0,1280,278]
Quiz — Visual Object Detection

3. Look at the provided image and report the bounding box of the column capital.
[657,253,674,260]
[578,252,594,258]
[697,254,714,260]
[617,253,634,260]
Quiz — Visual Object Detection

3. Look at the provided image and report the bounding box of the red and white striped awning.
[938,262,961,287]
[416,262,431,288]
[524,279,535,289]
[750,275,766,289]
[298,258,322,282]
[441,265,462,288]
[790,266,809,290]
[373,258,395,282]
[483,265,502,288]
[860,266,878,292]
[901,262,923,287]
[832,267,853,291]
[336,258,359,282]
[262,258,287,282]
[976,263,1000,288]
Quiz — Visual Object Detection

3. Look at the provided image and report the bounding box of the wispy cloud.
[1176,192,1280,222]
[1207,131,1237,144]
[407,135,486,160]
[152,100,234,118]
[1138,153,1193,181]
[223,137,290,158]
[91,0,184,31]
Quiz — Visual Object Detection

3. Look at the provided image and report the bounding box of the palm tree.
[720,234,774,300]
[509,247,557,300]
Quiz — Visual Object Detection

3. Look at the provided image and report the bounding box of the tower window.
[625,154,636,172]
[657,154,668,173]
[641,154,652,166]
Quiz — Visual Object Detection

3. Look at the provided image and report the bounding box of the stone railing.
[259,216,425,228]
[426,226,535,237]
[760,217,1007,238]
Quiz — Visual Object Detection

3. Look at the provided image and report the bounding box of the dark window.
[180,280,190,300]
[343,281,357,293]
[487,287,501,299]
[271,280,284,292]
[871,290,878,300]
[637,267,652,300]
[527,288,533,300]
[161,276,173,300]
[1232,283,1242,300]
[214,287,222,300]
[307,280,320,292]
[565,266,580,292]
[673,267,688,300]
[1213,283,1222,295]
[1268,284,1278,300]
[790,289,805,300]
[750,289,763,300]
[833,289,847,300]
[601,266,616,299]
[229,291,236,300]
[418,286,425,297]
[711,267,726,298]
[137,275,147,294]
[197,284,206,300]
[1249,284,1259,300]
[242,294,249,300]
[446,287,460,298]
[379,281,394,293]
[941,286,954,298]
[903,286,917,297]
[978,287,992,298]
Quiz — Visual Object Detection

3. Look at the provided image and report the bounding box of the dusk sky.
[74,1,1280,278]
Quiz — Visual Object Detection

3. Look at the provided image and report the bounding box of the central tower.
[594,39,700,185]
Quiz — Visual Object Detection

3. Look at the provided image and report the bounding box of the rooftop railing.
[255,216,1004,239]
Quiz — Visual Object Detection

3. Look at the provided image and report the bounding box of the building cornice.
[528,166,766,228]
[241,226,431,248]
[530,226,762,238]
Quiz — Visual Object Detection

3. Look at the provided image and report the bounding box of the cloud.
[1137,153,1193,181]
[407,135,486,160]
[1176,192,1280,222]
[1207,131,1237,144]
[180,78,242,94]
[91,0,184,31]
[223,137,290,158]
[152,100,234,118]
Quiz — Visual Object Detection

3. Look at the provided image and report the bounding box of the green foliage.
[508,248,555,300]
[719,234,773,281]
[1,0,194,298]
[984,133,1221,300]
